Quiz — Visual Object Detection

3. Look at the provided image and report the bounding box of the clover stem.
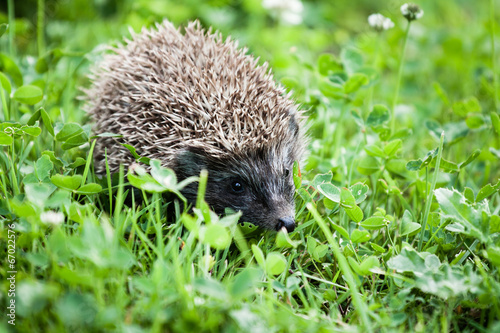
[38,0,45,57]
[490,0,499,111]
[391,20,411,134]
[7,0,15,55]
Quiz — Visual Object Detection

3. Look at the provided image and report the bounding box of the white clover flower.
[40,211,64,226]
[401,3,424,21]
[368,13,395,32]
[262,0,304,25]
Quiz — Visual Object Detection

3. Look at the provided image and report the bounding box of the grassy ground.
[1,0,499,332]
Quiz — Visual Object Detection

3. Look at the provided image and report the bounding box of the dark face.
[174,148,297,232]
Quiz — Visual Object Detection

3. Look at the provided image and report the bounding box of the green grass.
[1,0,500,332]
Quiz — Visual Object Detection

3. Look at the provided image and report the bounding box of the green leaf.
[68,157,87,169]
[229,268,261,299]
[51,174,82,191]
[360,216,387,230]
[406,159,422,171]
[350,229,370,243]
[384,139,402,157]
[181,212,198,234]
[350,183,369,204]
[350,109,365,128]
[193,277,228,301]
[367,104,390,128]
[0,132,13,145]
[476,183,498,202]
[344,73,368,94]
[387,248,440,277]
[400,210,421,236]
[312,243,329,262]
[463,187,475,202]
[317,53,342,76]
[306,236,317,254]
[317,183,340,202]
[340,187,356,208]
[347,257,361,275]
[433,82,450,106]
[487,246,500,267]
[20,125,42,137]
[465,114,484,129]
[61,132,89,150]
[311,172,333,187]
[458,149,480,169]
[357,156,381,175]
[346,205,364,223]
[55,123,84,142]
[340,187,363,222]
[370,243,386,253]
[452,96,481,116]
[122,143,151,165]
[280,76,298,91]
[276,229,301,248]
[265,252,287,276]
[0,53,23,86]
[75,183,102,195]
[429,156,459,173]
[35,48,64,74]
[491,112,500,133]
[36,155,53,182]
[329,219,349,239]
[42,150,65,168]
[13,85,43,105]
[364,144,385,158]
[150,159,178,190]
[27,108,41,125]
[435,188,488,242]
[340,47,363,74]
[203,223,231,250]
[25,183,56,207]
[0,24,7,38]
[251,244,265,269]
[490,215,500,234]
[319,78,345,99]
[358,256,380,276]
[127,172,165,193]
[0,71,12,94]
[40,108,54,136]
[292,161,301,189]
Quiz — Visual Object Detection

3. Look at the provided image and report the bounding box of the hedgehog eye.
[284,169,290,177]
[230,180,245,194]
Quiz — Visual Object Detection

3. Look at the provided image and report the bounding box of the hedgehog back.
[87,20,305,175]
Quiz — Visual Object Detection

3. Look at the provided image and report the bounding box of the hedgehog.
[86,20,307,232]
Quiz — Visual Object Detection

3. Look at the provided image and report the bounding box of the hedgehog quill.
[86,20,307,232]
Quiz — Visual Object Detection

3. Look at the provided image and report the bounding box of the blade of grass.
[307,203,372,331]
[418,131,445,251]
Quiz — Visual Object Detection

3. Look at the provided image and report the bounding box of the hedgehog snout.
[277,216,295,233]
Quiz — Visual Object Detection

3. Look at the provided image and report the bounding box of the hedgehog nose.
[277,216,295,233]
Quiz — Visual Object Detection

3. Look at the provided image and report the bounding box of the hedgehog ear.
[174,148,209,179]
